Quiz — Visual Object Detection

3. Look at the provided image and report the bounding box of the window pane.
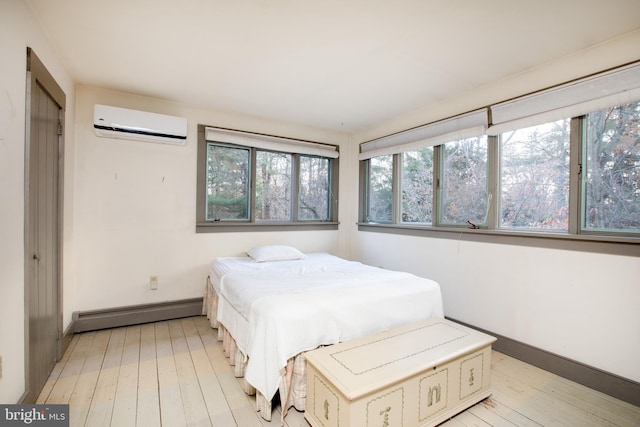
[367,155,393,222]
[441,136,488,225]
[401,148,433,223]
[206,143,250,220]
[500,120,570,230]
[299,156,330,220]
[583,101,640,232]
[256,151,292,221]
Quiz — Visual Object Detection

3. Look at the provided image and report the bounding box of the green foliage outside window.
[206,144,249,221]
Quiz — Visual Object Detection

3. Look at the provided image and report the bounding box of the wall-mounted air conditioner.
[93,104,187,145]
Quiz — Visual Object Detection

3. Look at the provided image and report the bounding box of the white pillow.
[246,245,307,262]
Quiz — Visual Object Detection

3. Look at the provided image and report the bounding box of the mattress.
[209,252,444,401]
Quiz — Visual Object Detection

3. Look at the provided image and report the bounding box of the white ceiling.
[26,0,640,133]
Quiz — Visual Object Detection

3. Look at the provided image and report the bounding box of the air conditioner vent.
[93,104,187,145]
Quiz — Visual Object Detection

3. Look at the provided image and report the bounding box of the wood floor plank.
[42,332,96,405]
[168,319,212,427]
[39,317,640,427]
[136,322,161,427]
[470,396,543,427]
[68,329,111,426]
[155,321,188,427]
[438,416,480,427]
[492,352,640,426]
[281,407,310,427]
[194,318,234,374]
[217,370,264,427]
[217,359,266,426]
[195,317,272,426]
[489,369,581,426]
[110,325,141,427]
[85,327,126,427]
[446,409,492,426]
[182,317,238,426]
[194,319,264,426]
[37,333,79,404]
[490,364,619,427]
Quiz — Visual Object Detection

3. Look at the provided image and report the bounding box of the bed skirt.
[203,278,306,423]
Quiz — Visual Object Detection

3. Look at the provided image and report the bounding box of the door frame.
[23,47,66,403]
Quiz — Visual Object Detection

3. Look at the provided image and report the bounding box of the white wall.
[0,1,75,403]
[352,233,640,383]
[349,31,640,384]
[354,30,640,143]
[71,85,351,313]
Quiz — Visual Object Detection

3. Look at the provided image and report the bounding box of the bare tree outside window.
[441,136,488,226]
[256,151,292,221]
[402,148,433,223]
[356,77,640,243]
[584,101,640,232]
[500,120,570,230]
[299,156,330,220]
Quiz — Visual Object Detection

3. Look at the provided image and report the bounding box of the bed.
[203,246,444,422]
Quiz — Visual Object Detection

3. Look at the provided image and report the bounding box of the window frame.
[399,147,435,225]
[497,119,572,232]
[297,154,333,222]
[196,125,339,232]
[254,149,294,222]
[358,114,640,256]
[436,135,490,228]
[575,110,640,239]
[363,154,395,224]
[204,142,252,222]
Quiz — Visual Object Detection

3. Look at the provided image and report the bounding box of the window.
[440,136,488,226]
[205,144,250,221]
[197,126,339,231]
[401,148,433,223]
[256,151,292,221]
[299,156,331,220]
[500,120,570,230]
[582,100,640,233]
[366,155,393,223]
[358,62,640,248]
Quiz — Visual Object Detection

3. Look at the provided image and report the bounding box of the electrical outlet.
[150,275,158,290]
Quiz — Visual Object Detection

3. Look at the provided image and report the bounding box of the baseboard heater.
[72,297,203,333]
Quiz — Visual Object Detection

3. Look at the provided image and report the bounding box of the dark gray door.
[24,48,65,403]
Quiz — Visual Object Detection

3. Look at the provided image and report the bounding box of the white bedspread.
[212,253,444,400]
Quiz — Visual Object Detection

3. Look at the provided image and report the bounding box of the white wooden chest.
[304,318,496,427]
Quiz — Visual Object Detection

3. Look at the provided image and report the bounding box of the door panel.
[25,48,65,403]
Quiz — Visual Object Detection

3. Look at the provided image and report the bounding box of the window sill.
[357,223,640,257]
[197,221,339,233]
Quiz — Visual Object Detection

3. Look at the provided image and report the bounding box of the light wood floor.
[37,316,640,427]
